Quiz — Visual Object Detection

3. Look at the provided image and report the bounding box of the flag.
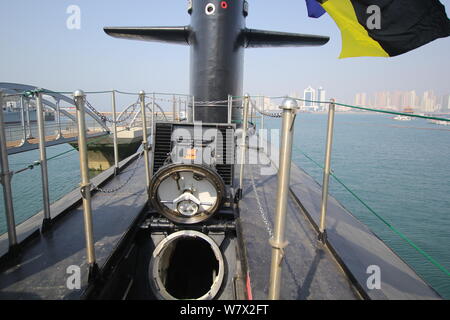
[318,0,450,58]
[306,0,326,18]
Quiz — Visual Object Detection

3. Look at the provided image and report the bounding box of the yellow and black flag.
[315,0,450,58]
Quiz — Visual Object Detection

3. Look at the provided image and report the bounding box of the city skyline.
[277,86,450,113]
[354,89,450,112]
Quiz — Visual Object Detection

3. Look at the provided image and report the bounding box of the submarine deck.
[238,136,441,300]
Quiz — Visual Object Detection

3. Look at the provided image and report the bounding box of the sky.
[0,0,449,109]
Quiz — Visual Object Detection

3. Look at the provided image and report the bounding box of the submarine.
[0,0,442,302]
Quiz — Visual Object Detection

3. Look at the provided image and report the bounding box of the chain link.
[250,165,274,238]
[83,97,140,125]
[195,99,231,105]
[145,101,169,121]
[115,102,139,124]
[92,152,143,193]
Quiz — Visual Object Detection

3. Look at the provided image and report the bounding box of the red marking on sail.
[246,272,253,300]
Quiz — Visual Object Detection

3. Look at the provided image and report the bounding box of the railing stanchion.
[111,90,120,175]
[55,99,62,140]
[140,91,151,194]
[227,95,233,124]
[25,97,32,139]
[260,96,265,131]
[20,96,27,143]
[177,97,181,122]
[237,94,250,200]
[150,93,156,177]
[0,91,18,250]
[250,97,254,125]
[192,96,196,123]
[319,99,336,243]
[74,90,99,281]
[268,98,298,300]
[35,90,52,231]
[172,95,176,121]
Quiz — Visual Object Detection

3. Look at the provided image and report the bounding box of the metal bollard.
[268,98,299,300]
[237,94,250,200]
[319,99,336,243]
[140,91,151,194]
[74,90,99,281]
[111,90,120,175]
[0,91,18,249]
[35,91,52,231]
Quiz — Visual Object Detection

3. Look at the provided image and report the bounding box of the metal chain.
[84,97,139,124]
[92,152,143,193]
[195,99,230,105]
[250,166,274,238]
[145,101,169,121]
[114,102,139,124]
[250,99,282,118]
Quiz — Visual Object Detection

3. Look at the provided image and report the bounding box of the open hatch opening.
[150,231,224,300]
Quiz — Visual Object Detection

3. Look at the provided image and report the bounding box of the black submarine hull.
[104,0,329,123]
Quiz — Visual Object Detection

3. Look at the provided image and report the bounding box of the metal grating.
[216,125,235,185]
[152,123,235,185]
[152,123,173,174]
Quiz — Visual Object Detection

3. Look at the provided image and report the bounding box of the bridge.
[0,83,190,170]
[1,83,110,155]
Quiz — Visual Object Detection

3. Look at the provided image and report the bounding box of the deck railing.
[0,88,186,260]
[2,88,450,296]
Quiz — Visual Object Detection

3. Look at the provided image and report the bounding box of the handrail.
[234,95,450,123]
[251,95,450,282]
[293,98,450,123]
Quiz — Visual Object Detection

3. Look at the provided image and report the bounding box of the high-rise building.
[402,91,418,109]
[355,93,367,106]
[303,86,316,111]
[422,90,438,112]
[317,87,326,111]
[374,91,388,108]
[317,87,326,101]
[263,96,273,110]
[441,94,450,112]
[389,91,403,110]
